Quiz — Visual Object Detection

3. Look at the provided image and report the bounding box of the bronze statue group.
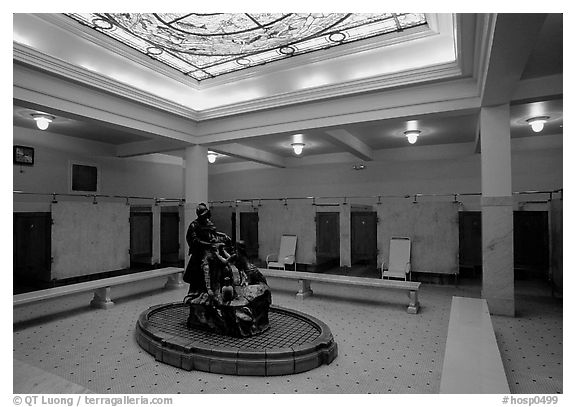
[183,203,271,337]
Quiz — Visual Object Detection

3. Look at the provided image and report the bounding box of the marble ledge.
[481,196,513,207]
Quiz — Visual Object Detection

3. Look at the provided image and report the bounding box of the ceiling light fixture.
[353,164,366,170]
[207,151,217,163]
[404,129,421,144]
[291,142,305,155]
[526,116,550,133]
[31,113,54,131]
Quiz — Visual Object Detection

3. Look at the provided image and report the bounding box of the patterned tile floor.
[13,276,562,394]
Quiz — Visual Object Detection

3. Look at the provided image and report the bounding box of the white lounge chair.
[266,235,297,271]
[381,237,411,281]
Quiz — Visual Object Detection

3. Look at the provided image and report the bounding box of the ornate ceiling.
[65,13,427,81]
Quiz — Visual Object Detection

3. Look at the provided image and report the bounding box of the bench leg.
[164,272,185,289]
[90,287,114,309]
[296,279,313,299]
[407,290,419,314]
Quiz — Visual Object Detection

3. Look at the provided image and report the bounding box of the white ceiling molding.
[41,13,436,90]
[14,13,467,117]
[195,79,481,144]
[13,43,200,121]
[199,61,464,120]
[14,40,463,122]
[14,64,199,144]
[31,13,203,90]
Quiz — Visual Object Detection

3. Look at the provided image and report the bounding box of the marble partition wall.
[51,201,130,280]
[258,201,316,265]
[376,201,459,275]
[481,197,514,316]
[210,205,235,238]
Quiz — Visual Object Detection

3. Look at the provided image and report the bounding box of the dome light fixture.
[526,116,550,133]
[146,46,163,56]
[404,129,421,144]
[31,113,54,131]
[236,57,251,66]
[207,151,218,163]
[291,142,305,155]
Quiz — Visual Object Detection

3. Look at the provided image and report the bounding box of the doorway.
[240,212,259,262]
[458,211,482,277]
[161,212,180,265]
[351,211,378,266]
[514,211,549,279]
[316,212,340,271]
[130,211,152,266]
[458,210,551,281]
[13,212,52,291]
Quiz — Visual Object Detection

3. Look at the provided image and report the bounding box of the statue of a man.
[183,203,218,299]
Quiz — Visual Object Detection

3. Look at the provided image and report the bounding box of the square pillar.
[339,204,351,269]
[480,105,515,316]
[178,205,186,262]
[183,145,208,269]
[151,204,161,265]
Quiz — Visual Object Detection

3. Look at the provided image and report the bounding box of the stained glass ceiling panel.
[65,13,427,81]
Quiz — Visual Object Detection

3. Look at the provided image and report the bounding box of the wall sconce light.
[31,113,54,131]
[404,129,421,144]
[526,116,549,133]
[291,142,305,155]
[207,151,218,163]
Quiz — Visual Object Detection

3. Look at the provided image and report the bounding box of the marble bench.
[13,267,185,309]
[259,268,421,314]
[440,296,510,394]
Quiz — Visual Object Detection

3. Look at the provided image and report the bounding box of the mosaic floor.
[13,276,562,394]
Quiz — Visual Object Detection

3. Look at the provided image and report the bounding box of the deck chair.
[266,235,297,270]
[381,237,411,281]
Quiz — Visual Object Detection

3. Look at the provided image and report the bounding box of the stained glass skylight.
[65,13,427,81]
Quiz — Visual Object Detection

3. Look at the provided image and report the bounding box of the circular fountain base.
[135,302,338,376]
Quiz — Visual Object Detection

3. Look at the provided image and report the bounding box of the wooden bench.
[259,268,421,314]
[439,296,510,394]
[13,267,185,309]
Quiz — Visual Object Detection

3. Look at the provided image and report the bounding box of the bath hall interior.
[12,12,563,396]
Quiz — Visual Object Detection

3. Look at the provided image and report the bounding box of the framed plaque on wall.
[13,145,34,166]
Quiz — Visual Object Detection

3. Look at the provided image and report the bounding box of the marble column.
[183,145,208,269]
[178,204,186,262]
[480,105,515,316]
[151,204,161,265]
[339,204,351,269]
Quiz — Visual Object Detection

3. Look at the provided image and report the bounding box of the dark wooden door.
[130,212,152,265]
[316,212,340,266]
[240,212,259,260]
[351,212,377,265]
[161,212,180,264]
[459,211,482,269]
[13,212,52,287]
[514,211,549,274]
